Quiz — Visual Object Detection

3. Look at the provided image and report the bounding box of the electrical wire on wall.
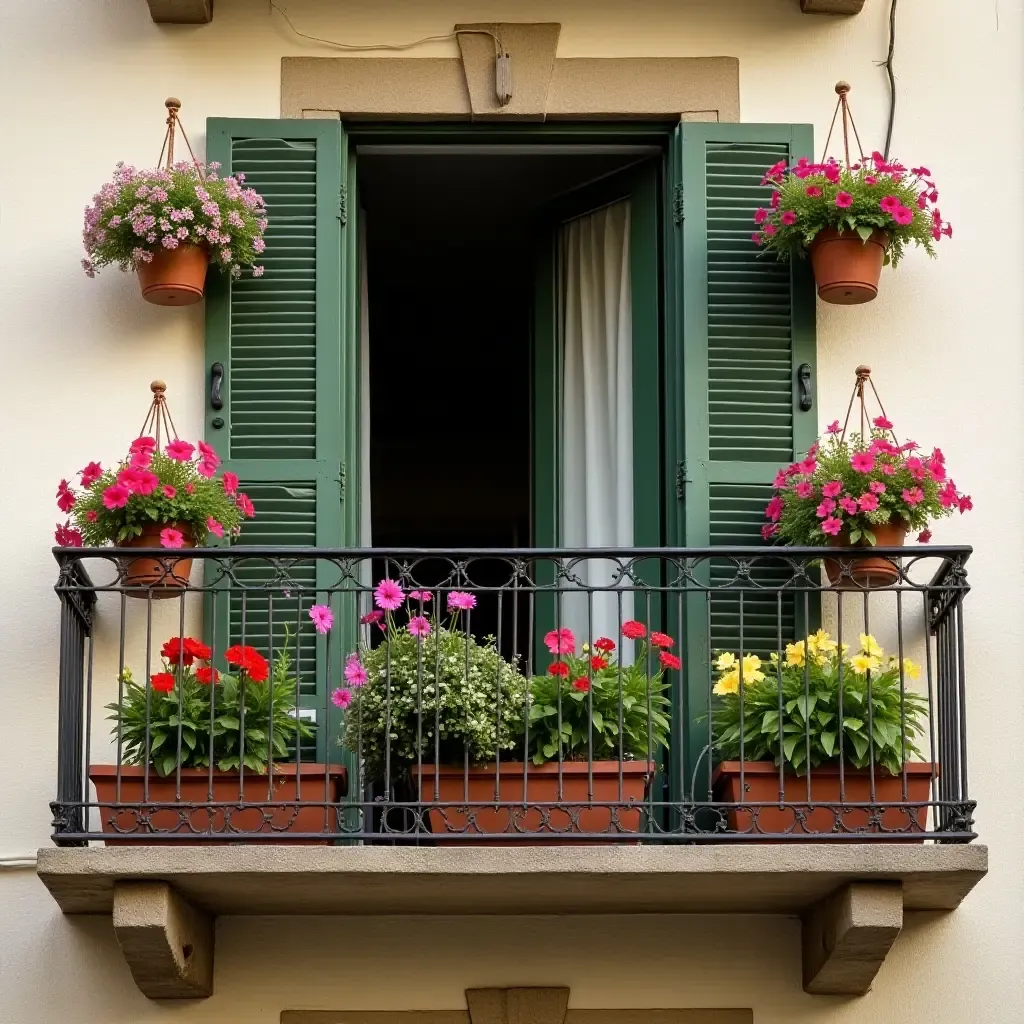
[881,0,899,158]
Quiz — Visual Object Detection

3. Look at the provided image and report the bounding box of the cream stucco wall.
[1,1,1021,1021]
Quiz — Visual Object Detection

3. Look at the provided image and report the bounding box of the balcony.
[39,545,986,998]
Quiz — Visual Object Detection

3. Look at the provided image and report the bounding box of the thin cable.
[882,0,898,159]
[270,1,501,55]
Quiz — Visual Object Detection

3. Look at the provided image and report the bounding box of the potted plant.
[710,630,933,836]
[762,415,971,586]
[54,427,252,595]
[340,580,674,841]
[81,159,267,305]
[753,152,951,303]
[91,626,347,843]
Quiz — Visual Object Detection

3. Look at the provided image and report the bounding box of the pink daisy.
[408,590,433,603]
[447,591,477,612]
[344,655,368,687]
[309,604,334,634]
[408,615,431,638]
[331,687,353,710]
[374,578,404,611]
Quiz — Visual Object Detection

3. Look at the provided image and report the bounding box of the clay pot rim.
[712,760,935,784]
[411,760,656,779]
[89,763,347,780]
[808,226,891,250]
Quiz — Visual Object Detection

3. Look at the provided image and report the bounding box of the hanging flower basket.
[81,99,267,306]
[752,82,951,305]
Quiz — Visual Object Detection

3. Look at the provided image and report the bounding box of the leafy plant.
[753,152,951,268]
[526,624,673,765]
[710,630,928,776]
[764,416,971,546]
[54,436,252,548]
[82,160,267,279]
[106,629,313,776]
[340,583,528,779]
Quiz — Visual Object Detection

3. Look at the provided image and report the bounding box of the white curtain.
[558,200,634,645]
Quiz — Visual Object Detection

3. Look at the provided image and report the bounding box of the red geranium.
[621,620,647,640]
[590,655,608,671]
[161,636,212,666]
[194,666,220,685]
[650,631,674,649]
[150,671,176,692]
[548,661,570,677]
[571,677,591,693]
[593,637,616,653]
[658,651,682,671]
[224,644,269,683]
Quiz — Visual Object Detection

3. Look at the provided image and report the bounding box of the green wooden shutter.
[205,119,357,762]
[670,122,816,794]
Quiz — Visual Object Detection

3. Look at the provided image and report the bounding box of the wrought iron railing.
[51,545,975,844]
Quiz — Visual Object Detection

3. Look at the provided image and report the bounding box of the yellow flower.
[902,658,921,680]
[785,641,806,667]
[713,669,740,695]
[807,629,837,655]
[715,652,737,672]
[859,633,884,659]
[742,654,765,684]
[581,643,590,653]
[850,653,882,675]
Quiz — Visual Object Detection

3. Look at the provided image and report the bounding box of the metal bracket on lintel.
[800,0,867,14]
[145,0,212,23]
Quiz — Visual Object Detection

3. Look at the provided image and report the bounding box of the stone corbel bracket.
[800,0,868,13]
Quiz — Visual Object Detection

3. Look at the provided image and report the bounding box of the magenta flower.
[78,462,103,488]
[772,469,788,488]
[873,415,894,430]
[751,232,763,246]
[408,615,431,638]
[196,459,217,479]
[374,578,404,611]
[309,604,334,634]
[826,420,842,434]
[892,206,914,226]
[939,481,959,508]
[918,529,933,544]
[857,492,879,512]
[850,452,875,474]
[815,498,836,518]
[806,186,823,198]
[959,495,973,513]
[165,439,195,462]
[868,481,887,495]
[761,523,778,540]
[902,487,925,506]
[447,591,477,612]
[880,195,901,214]
[207,517,224,538]
[222,471,239,496]
[55,521,83,547]
[763,224,776,237]
[543,628,576,655]
[795,481,813,499]
[102,483,130,510]
[838,496,859,515]
[360,609,384,625]
[56,479,76,514]
[331,687,353,710]
[770,191,781,209]
[821,480,842,498]
[780,210,798,226]
[159,527,185,549]
[408,590,432,603]
[906,457,926,480]
[765,495,784,522]
[881,463,897,476]
[344,655,368,687]
[864,175,878,185]
[820,517,844,537]
[753,208,769,225]
[236,492,255,518]
[834,192,853,208]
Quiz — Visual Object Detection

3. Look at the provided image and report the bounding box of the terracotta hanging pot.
[808,228,889,305]
[136,245,210,306]
[824,519,908,588]
[119,521,195,597]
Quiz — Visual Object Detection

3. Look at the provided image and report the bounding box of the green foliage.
[68,446,245,546]
[754,154,951,268]
[106,629,312,777]
[82,161,267,278]
[526,646,671,765]
[710,630,927,776]
[342,625,528,780]
[765,424,969,546]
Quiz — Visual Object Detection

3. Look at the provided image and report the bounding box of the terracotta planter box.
[808,227,888,304]
[409,761,654,844]
[119,521,195,598]
[825,520,908,588]
[711,760,934,838]
[89,763,347,845]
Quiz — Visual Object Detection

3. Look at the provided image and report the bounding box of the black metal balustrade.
[51,545,975,844]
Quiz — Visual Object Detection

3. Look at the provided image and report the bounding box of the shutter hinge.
[338,183,348,225]
[672,184,685,225]
[675,460,690,498]
[337,461,346,499]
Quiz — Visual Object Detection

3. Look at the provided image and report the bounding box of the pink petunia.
[892,206,914,226]
[447,591,477,612]
[869,481,887,495]
[835,192,853,208]
[826,420,842,434]
[822,480,842,498]
[165,439,195,462]
[130,436,156,455]
[102,483,130,509]
[236,492,255,518]
[839,496,859,515]
[881,463,897,476]
[206,517,224,538]
[761,523,778,540]
[850,451,875,473]
[780,210,798,226]
[159,527,185,549]
[197,440,219,465]
[918,529,933,544]
[770,191,781,209]
[772,470,788,489]
[795,481,814,499]
[222,471,239,495]
[196,459,217,479]
[54,521,83,547]
[959,495,973,513]
[162,484,177,499]
[806,186,823,198]
[763,224,776,237]
[820,517,844,537]
[765,496,784,522]
[544,628,576,655]
[56,479,76,514]
[816,498,836,518]
[880,195,901,214]
[926,457,946,482]
[360,609,384,625]
[407,615,431,638]
[86,510,98,523]
[344,655,368,687]
[78,462,103,488]
[901,487,925,506]
[873,416,893,430]
[309,604,334,634]
[753,208,769,224]
[331,687,353,709]
[375,578,405,611]
[751,232,763,246]
[939,481,959,508]
[858,492,879,512]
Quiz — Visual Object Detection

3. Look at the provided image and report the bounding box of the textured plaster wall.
[0,0,1021,1021]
